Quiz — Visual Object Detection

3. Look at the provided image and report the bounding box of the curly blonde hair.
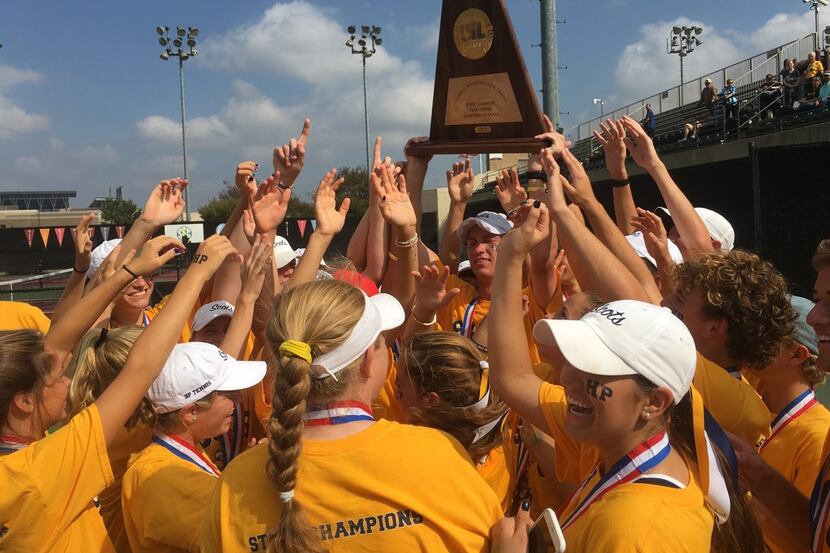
[673,250,796,369]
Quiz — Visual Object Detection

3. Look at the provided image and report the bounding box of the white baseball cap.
[625,231,683,268]
[296,248,329,267]
[309,292,405,380]
[192,301,235,332]
[273,235,300,269]
[457,211,513,239]
[148,342,267,413]
[87,238,122,278]
[656,207,735,251]
[533,300,697,404]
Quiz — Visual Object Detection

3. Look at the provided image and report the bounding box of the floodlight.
[819,0,829,6]
[180,52,189,61]
[156,26,168,36]
[187,38,196,47]
[592,98,603,104]
[190,49,198,56]
[358,38,366,47]
[346,39,354,47]
[159,37,169,46]
[347,25,356,34]
[672,26,682,34]
[177,27,186,37]
[671,37,679,48]
[695,27,703,34]
[160,50,170,60]
[362,25,370,34]
[695,37,703,46]
[173,38,183,48]
[375,37,383,46]
[372,26,381,35]
[188,27,199,37]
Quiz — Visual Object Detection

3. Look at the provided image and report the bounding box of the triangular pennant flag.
[297,219,307,237]
[39,228,50,248]
[24,228,35,248]
[55,227,66,247]
[310,219,317,231]
[70,227,77,243]
[115,225,125,239]
[101,226,110,241]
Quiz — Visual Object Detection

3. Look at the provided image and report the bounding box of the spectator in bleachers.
[640,104,656,137]
[680,119,702,141]
[698,79,718,117]
[780,58,800,109]
[758,74,783,118]
[719,78,738,118]
[794,77,823,111]
[820,71,830,107]
[804,51,824,83]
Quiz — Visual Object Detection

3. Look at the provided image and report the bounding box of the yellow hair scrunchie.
[279,340,313,363]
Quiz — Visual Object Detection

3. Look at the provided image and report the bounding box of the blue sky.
[0,0,821,210]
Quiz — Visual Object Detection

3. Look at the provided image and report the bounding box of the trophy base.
[405,137,549,156]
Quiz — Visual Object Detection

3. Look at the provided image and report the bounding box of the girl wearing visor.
[201,279,503,553]
[488,155,763,553]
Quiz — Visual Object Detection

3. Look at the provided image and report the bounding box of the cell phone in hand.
[527,508,566,553]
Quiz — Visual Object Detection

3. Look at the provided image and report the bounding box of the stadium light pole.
[803,0,829,48]
[157,25,199,221]
[592,98,605,118]
[346,25,382,177]
[668,26,703,125]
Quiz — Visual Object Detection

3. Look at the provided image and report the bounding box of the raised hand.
[593,119,627,172]
[141,178,188,227]
[446,159,475,204]
[620,115,661,171]
[126,235,185,277]
[501,200,551,256]
[412,265,461,313]
[534,113,569,156]
[540,149,567,213]
[273,118,311,187]
[241,208,256,245]
[372,165,416,229]
[87,243,126,292]
[239,234,272,304]
[553,248,582,296]
[632,207,672,262]
[404,135,432,165]
[314,168,351,237]
[248,172,291,234]
[494,168,528,213]
[74,213,96,273]
[558,148,598,208]
[186,235,239,277]
[235,161,259,199]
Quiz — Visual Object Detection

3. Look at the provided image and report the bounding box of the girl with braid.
[200,280,503,553]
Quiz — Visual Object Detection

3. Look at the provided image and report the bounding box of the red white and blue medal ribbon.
[152,432,220,477]
[304,401,374,426]
[559,432,671,531]
[142,311,150,327]
[461,298,479,338]
[761,389,816,452]
[0,434,32,455]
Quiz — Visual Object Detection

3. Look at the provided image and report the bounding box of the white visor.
[310,293,405,380]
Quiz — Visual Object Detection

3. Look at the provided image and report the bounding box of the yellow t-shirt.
[760,401,830,553]
[99,422,153,553]
[538,383,713,552]
[0,405,115,553]
[121,440,220,553]
[200,419,502,552]
[435,274,562,365]
[692,352,770,447]
[0,300,50,333]
[372,347,408,424]
[477,445,512,513]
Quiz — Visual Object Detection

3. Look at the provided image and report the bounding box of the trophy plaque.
[407,0,549,156]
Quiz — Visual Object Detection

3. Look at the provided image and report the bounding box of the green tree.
[335,166,370,213]
[198,181,316,222]
[101,198,139,225]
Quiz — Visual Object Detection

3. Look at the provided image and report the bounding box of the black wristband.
[611,178,630,188]
[73,266,87,274]
[123,265,140,279]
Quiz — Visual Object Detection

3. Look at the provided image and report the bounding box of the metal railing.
[565,33,818,144]
[0,269,73,302]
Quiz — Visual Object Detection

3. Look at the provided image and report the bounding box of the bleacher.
[565,33,830,169]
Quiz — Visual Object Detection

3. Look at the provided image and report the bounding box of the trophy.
[406,0,549,156]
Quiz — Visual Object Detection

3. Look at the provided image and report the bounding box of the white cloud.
[0,65,48,140]
[75,144,120,163]
[143,154,197,176]
[0,65,43,90]
[13,155,46,175]
[137,112,232,147]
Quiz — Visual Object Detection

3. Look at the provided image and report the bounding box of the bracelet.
[395,234,419,248]
[123,265,140,279]
[411,304,437,326]
[73,266,88,274]
[388,252,398,262]
[278,180,291,191]
[610,178,630,188]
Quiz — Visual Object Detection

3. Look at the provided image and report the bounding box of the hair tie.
[279,489,295,503]
[94,328,109,348]
[479,360,489,371]
[279,340,312,363]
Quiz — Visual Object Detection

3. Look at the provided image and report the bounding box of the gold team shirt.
[434,273,562,365]
[200,419,503,552]
[760,401,830,553]
[99,422,153,553]
[0,405,115,553]
[814,427,830,553]
[692,352,771,446]
[538,383,714,552]
[0,301,51,333]
[121,441,220,553]
[373,348,408,424]
[143,294,197,343]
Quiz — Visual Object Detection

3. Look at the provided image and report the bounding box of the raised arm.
[621,116,713,257]
[594,120,637,234]
[363,137,394,283]
[557,149,661,304]
[631,208,677,293]
[51,214,96,323]
[439,159,474,273]
[286,169,350,290]
[402,265,460,338]
[96,235,238,444]
[541,149,650,303]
